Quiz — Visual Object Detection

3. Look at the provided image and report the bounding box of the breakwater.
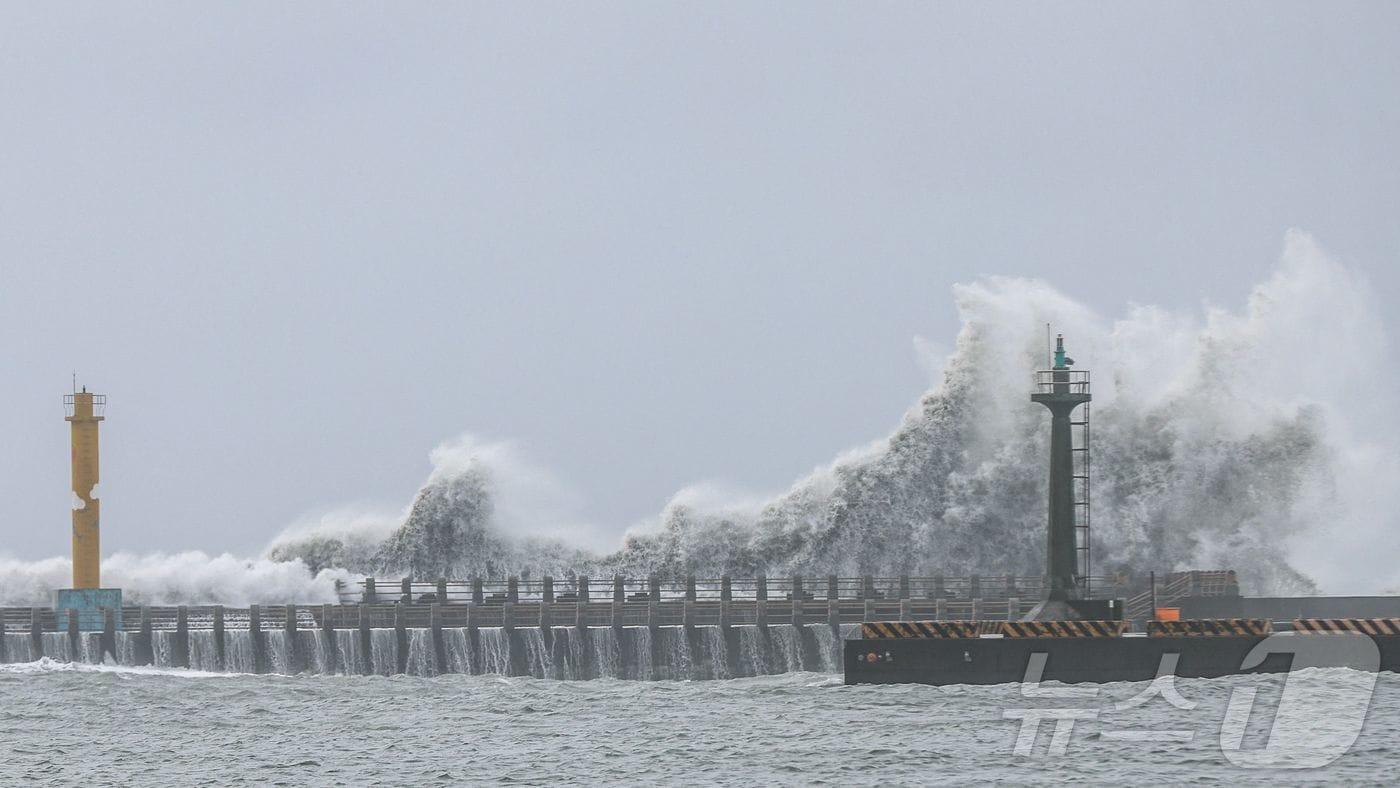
[0,576,1052,680]
[0,572,1240,678]
[0,605,864,679]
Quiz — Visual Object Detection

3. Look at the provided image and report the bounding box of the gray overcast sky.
[2,2,1397,560]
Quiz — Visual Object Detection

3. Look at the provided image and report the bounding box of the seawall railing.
[342,574,1130,605]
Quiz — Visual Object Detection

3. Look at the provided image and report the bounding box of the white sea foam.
[0,552,351,606]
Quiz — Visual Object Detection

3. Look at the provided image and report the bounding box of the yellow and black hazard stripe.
[998,620,1129,638]
[1293,618,1400,635]
[860,621,979,639]
[1147,618,1272,637]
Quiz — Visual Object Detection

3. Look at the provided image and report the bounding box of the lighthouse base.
[53,588,122,632]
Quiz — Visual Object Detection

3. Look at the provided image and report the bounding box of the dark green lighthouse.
[1031,334,1091,602]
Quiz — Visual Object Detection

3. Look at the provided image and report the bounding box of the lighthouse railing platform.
[1032,369,1090,395]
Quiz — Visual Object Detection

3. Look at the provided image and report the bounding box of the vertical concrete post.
[682,600,694,629]
[430,602,446,675]
[67,608,80,659]
[611,599,623,629]
[612,575,625,603]
[827,575,839,601]
[363,577,377,604]
[792,598,803,626]
[472,578,484,604]
[249,604,265,674]
[1006,574,1019,597]
[507,577,519,604]
[285,603,298,673]
[393,603,407,675]
[29,607,43,659]
[862,575,875,600]
[101,606,117,663]
[935,597,946,621]
[437,578,448,604]
[899,599,912,622]
[138,606,154,666]
[578,578,591,627]
[175,606,190,669]
[502,602,514,632]
[543,576,554,604]
[863,599,875,623]
[401,577,412,603]
[0,612,6,663]
[648,575,660,602]
[792,576,804,600]
[1006,597,1020,621]
[756,575,768,602]
[464,601,476,634]
[899,575,911,601]
[685,575,696,602]
[756,600,768,630]
[322,602,338,675]
[827,599,840,630]
[646,601,658,629]
[720,576,732,601]
[539,599,552,630]
[969,574,981,600]
[357,603,371,675]
[719,600,731,631]
[933,575,946,600]
[212,605,226,671]
[969,598,980,621]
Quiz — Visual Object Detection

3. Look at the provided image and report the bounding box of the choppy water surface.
[2,662,1399,786]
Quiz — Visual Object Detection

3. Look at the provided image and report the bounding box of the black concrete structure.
[843,632,1400,686]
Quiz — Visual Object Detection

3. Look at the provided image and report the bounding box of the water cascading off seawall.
[0,624,851,679]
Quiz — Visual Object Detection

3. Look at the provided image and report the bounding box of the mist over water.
[2,232,1395,603]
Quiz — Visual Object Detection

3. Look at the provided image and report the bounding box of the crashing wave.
[267,231,1392,596]
[1,231,1388,605]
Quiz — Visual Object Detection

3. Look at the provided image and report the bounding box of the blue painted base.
[53,588,123,632]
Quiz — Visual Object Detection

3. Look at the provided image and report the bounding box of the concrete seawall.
[0,596,1040,678]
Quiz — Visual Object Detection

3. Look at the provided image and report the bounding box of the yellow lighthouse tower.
[55,387,120,631]
[66,388,104,588]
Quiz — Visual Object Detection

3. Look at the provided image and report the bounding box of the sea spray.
[519,628,553,678]
[264,630,291,674]
[442,627,473,675]
[335,629,362,675]
[768,625,802,673]
[264,234,1389,594]
[477,627,510,675]
[151,630,175,668]
[369,629,397,676]
[0,234,1389,602]
[591,627,621,679]
[736,626,765,678]
[224,631,256,673]
[40,632,70,663]
[810,625,841,673]
[405,628,436,677]
[705,625,730,679]
[188,630,218,671]
[3,633,34,663]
